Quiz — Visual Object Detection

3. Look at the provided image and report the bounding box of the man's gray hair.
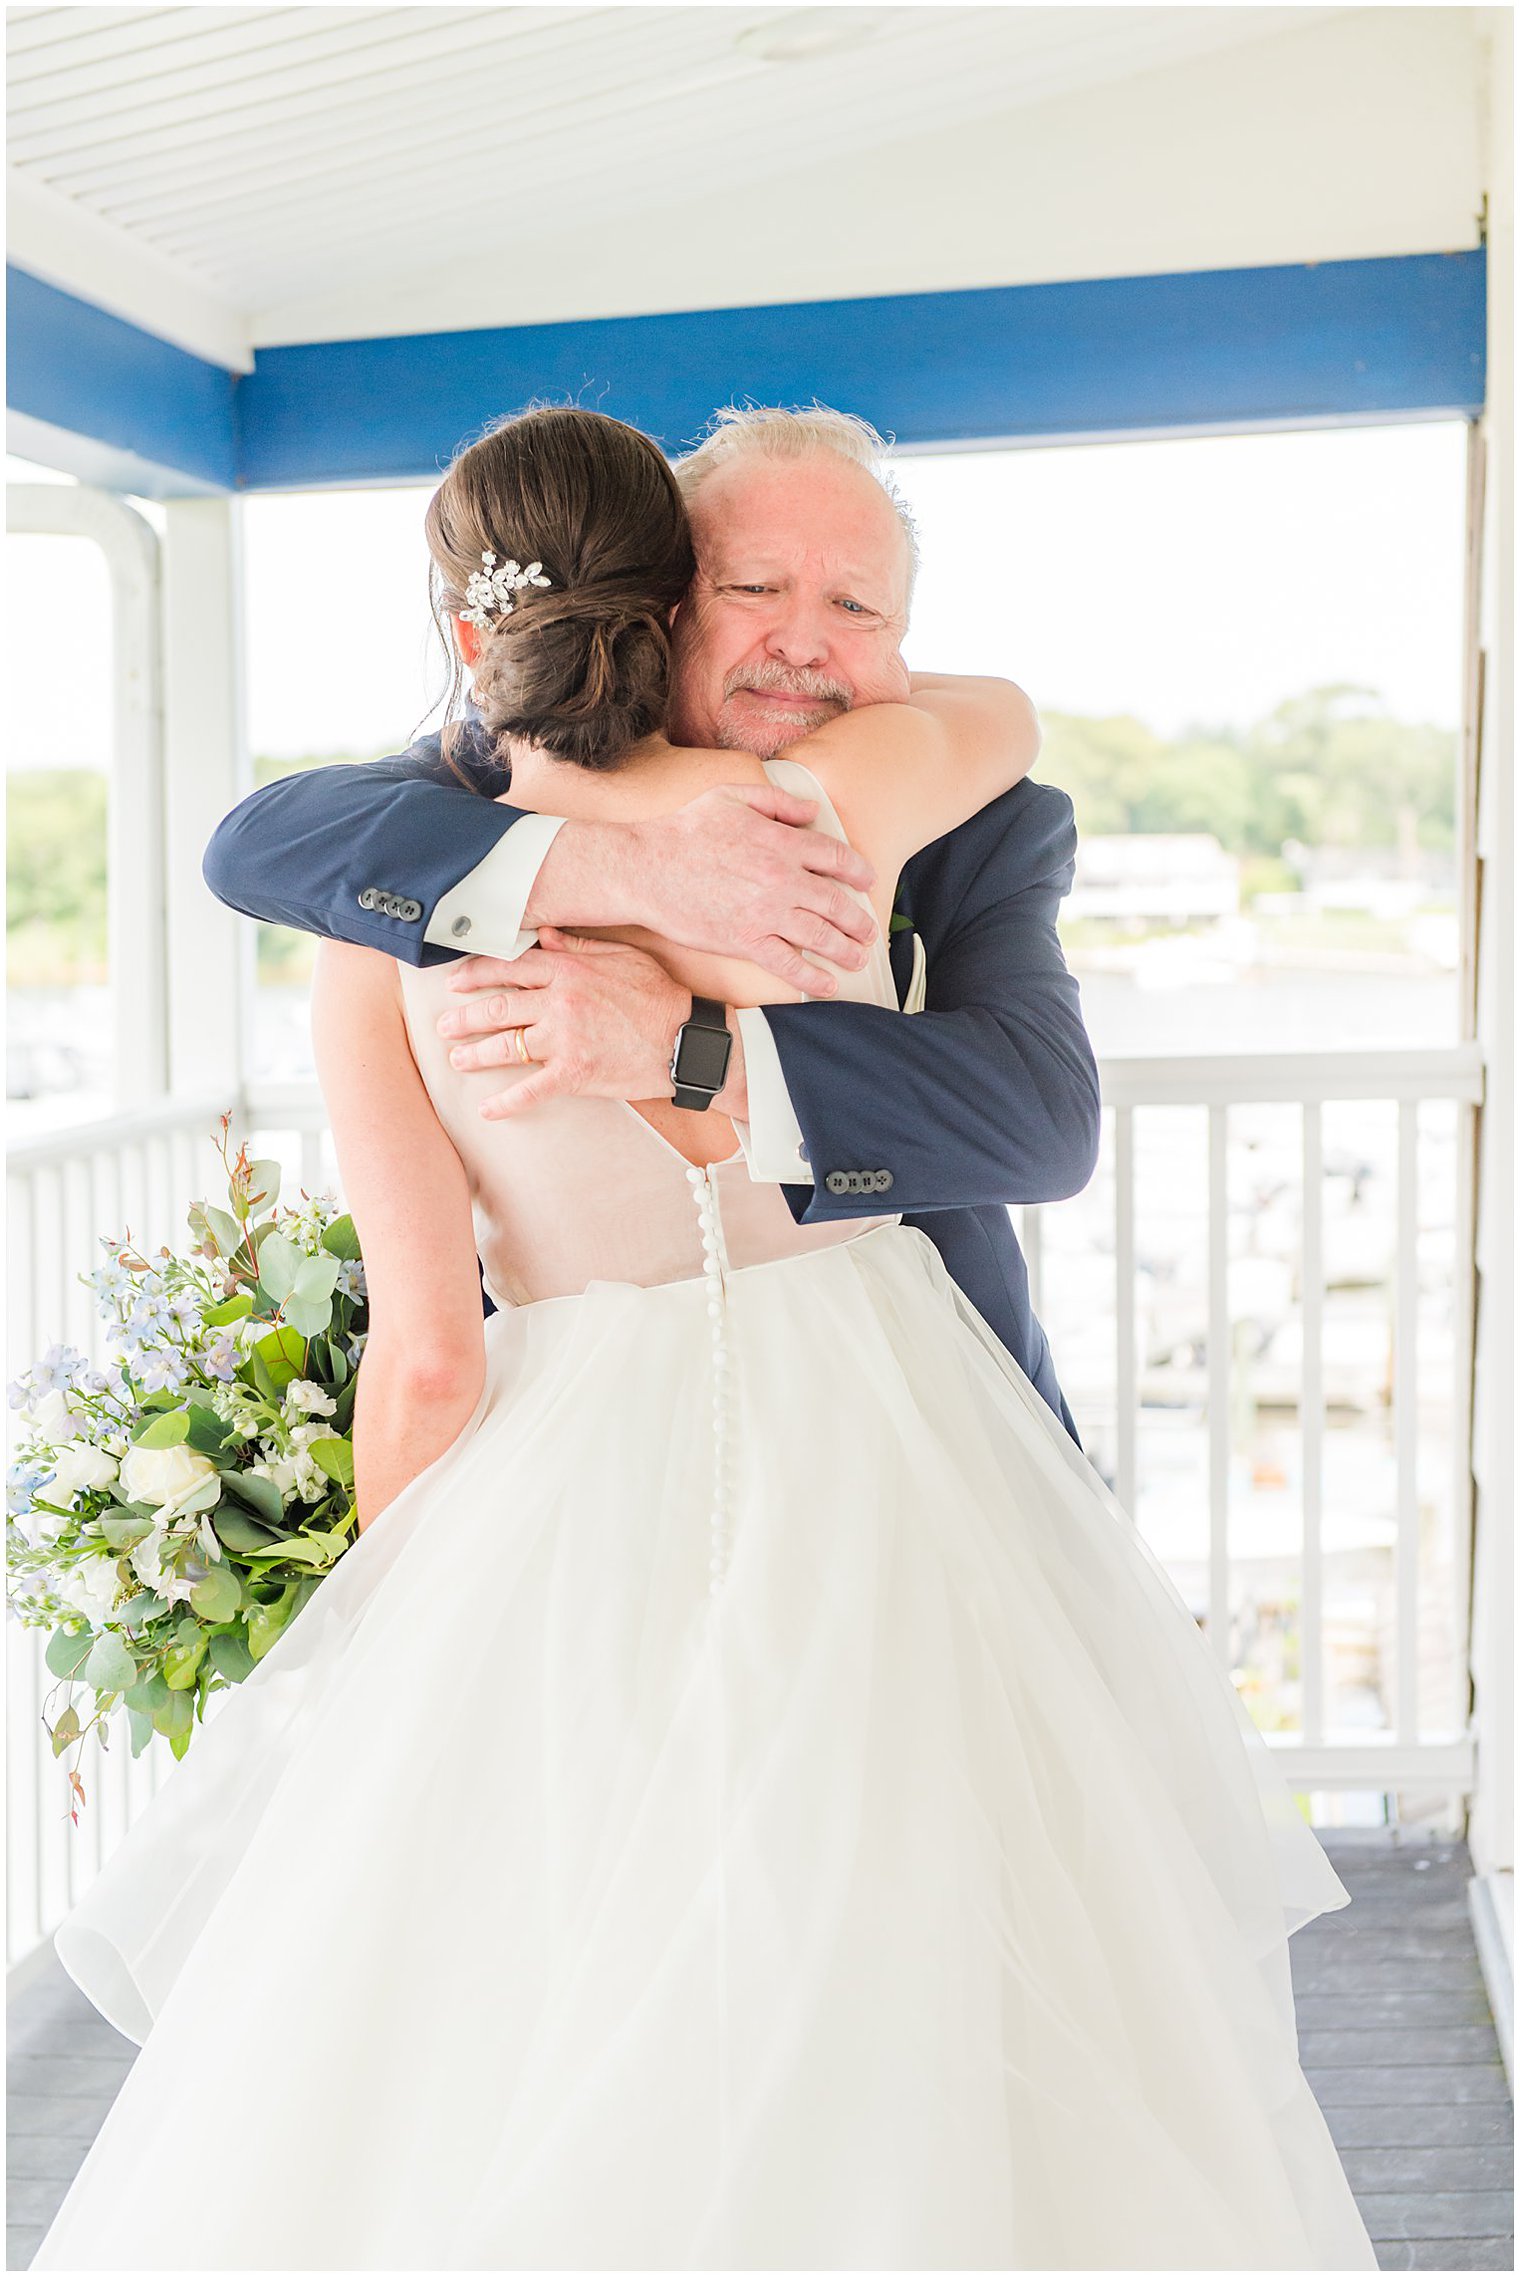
[673,403,920,601]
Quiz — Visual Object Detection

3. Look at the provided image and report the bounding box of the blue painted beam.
[237,252,1485,490]
[7,250,1485,494]
[6,267,238,492]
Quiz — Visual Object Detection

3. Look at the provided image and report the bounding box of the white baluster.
[1395,1098,1420,1745]
[1114,1103,1137,1523]
[1300,1102,1325,1748]
[1207,1104,1231,1667]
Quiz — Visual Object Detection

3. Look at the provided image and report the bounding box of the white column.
[161,496,252,1119]
[1465,3,1513,2040]
[5,485,165,1105]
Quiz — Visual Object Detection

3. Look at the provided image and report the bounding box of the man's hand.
[438,927,748,1123]
[523,783,878,996]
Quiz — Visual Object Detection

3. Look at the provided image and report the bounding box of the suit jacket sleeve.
[201,742,532,969]
[757,782,1102,1222]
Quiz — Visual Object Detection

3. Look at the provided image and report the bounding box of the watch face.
[675,1022,732,1093]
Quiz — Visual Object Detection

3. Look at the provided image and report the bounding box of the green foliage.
[5,707,1458,993]
[6,770,108,984]
[1037,685,1456,866]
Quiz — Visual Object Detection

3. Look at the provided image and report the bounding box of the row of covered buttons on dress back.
[685,1163,735,1600]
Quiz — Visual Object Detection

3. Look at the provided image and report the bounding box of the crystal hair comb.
[460,551,552,629]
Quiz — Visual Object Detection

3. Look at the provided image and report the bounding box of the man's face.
[668,453,913,758]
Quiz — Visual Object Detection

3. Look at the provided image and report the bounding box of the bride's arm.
[783,674,1042,873]
[308,941,486,1532]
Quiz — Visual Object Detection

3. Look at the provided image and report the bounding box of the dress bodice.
[397,758,901,1309]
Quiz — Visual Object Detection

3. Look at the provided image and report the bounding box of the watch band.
[669,994,733,1111]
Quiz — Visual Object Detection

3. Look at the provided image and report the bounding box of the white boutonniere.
[890,908,927,1014]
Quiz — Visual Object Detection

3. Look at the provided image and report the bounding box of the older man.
[203,406,1099,1444]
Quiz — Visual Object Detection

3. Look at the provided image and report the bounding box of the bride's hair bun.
[426,406,695,773]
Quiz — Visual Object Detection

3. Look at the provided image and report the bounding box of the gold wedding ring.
[510,1026,532,1065]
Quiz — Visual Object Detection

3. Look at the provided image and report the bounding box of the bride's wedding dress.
[33,760,1376,2271]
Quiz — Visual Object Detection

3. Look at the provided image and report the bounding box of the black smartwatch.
[669,994,733,1111]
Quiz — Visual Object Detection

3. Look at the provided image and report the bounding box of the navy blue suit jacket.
[204,720,1101,1447]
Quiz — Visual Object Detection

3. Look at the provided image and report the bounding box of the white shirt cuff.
[731,1007,811,1183]
[422,812,567,959]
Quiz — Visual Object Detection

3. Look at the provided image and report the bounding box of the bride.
[34,407,1377,2271]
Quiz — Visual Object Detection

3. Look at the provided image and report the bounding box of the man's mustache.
[723,664,853,711]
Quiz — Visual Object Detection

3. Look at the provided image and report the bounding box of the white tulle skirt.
[35,1223,1377,2270]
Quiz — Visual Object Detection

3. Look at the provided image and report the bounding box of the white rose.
[284,1381,336,1419]
[25,1388,81,1444]
[60,1557,124,1624]
[48,1444,118,1501]
[118,1443,218,1519]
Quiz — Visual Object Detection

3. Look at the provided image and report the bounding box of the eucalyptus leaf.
[320,1214,362,1261]
[219,1470,286,1527]
[246,1158,282,1212]
[246,1596,294,1662]
[45,1627,94,1681]
[212,1505,282,1553]
[207,1629,256,1684]
[184,1403,233,1455]
[98,1514,155,1551]
[125,1706,155,1758]
[83,1631,137,1695]
[135,1410,190,1449]
[293,1253,340,1302]
[204,1205,246,1258]
[51,1704,81,1757]
[190,1565,243,1623]
[154,1688,193,1740]
[125,1671,171,1715]
[256,1232,302,1304]
[281,1293,333,1339]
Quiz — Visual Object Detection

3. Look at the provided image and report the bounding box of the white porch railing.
[6,1046,1484,1964]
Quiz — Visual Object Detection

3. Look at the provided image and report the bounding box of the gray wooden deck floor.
[6,1830,1513,2269]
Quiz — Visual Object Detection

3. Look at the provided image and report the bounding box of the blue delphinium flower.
[201,1334,240,1383]
[7,1458,49,1518]
[126,1288,173,1337]
[135,1349,192,1396]
[85,1257,136,1303]
[35,1344,87,1393]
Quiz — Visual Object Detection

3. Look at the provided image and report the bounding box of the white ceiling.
[8,4,1344,361]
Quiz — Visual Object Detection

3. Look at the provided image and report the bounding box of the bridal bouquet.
[6,1116,367,1815]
